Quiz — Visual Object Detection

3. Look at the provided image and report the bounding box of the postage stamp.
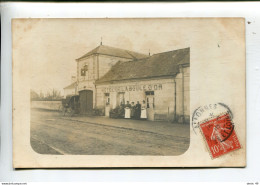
[199,113,241,159]
[192,103,241,159]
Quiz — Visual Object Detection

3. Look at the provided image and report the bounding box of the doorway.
[146,91,154,121]
[104,93,110,116]
[79,90,93,115]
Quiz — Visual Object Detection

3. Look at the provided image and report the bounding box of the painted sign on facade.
[102,84,163,93]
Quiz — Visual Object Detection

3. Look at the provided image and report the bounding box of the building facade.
[75,44,148,115]
[65,44,190,123]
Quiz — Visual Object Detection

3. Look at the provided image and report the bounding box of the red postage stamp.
[199,113,241,158]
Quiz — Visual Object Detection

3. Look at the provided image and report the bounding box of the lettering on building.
[102,84,163,93]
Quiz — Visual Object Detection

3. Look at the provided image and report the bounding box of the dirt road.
[31,109,190,155]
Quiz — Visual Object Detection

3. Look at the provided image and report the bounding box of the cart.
[61,95,80,116]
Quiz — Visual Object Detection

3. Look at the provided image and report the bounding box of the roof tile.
[77,45,148,60]
[95,47,190,84]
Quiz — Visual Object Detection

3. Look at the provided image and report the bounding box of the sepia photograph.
[12,18,246,167]
[28,19,190,155]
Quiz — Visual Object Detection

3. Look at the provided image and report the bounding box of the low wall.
[31,101,62,111]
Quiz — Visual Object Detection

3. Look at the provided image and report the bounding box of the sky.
[12,18,244,95]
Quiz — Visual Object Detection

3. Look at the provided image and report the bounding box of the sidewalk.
[61,115,190,138]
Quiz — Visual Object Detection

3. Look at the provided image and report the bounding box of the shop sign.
[102,84,162,93]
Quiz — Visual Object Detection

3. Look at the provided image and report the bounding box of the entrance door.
[104,93,110,117]
[146,91,154,121]
[79,90,93,115]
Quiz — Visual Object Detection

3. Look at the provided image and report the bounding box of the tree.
[45,89,62,100]
[30,89,62,101]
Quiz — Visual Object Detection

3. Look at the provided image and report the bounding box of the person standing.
[130,102,135,119]
[124,101,131,119]
[118,102,125,118]
[135,101,141,120]
[141,100,147,120]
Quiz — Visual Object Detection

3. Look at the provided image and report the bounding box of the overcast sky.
[13,18,243,95]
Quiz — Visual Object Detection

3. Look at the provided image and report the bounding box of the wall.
[96,64,190,123]
[77,55,96,82]
[183,67,190,122]
[96,78,176,121]
[31,101,62,111]
[77,56,96,108]
[175,65,190,123]
[77,54,134,109]
[77,54,131,84]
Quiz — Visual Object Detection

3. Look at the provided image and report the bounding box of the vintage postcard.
[12,18,246,168]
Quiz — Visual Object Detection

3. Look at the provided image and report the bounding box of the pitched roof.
[64,82,77,89]
[95,48,190,84]
[77,45,148,60]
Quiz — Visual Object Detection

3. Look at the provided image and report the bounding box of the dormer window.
[81,64,88,76]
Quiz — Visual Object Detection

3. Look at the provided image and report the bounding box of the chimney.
[149,49,150,56]
[100,37,103,45]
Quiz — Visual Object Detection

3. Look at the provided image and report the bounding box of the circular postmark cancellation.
[192,103,233,135]
[212,113,234,142]
[192,103,241,159]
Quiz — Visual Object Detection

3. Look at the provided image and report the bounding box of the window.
[81,64,88,76]
[145,91,154,95]
[117,92,125,106]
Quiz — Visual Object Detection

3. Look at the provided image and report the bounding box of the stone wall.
[31,101,62,111]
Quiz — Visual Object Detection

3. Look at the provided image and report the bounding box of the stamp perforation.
[195,106,241,159]
[197,111,232,127]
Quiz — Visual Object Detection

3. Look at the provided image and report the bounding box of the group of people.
[123,100,147,120]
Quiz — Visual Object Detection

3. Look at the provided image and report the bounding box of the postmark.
[192,103,233,134]
[192,103,241,158]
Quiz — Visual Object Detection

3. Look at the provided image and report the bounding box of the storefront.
[94,47,190,123]
[95,78,176,121]
[69,44,190,123]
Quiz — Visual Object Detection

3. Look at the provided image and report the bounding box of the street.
[31,109,190,155]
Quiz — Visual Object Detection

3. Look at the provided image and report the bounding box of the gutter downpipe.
[181,65,185,124]
[95,55,99,109]
[174,78,176,123]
